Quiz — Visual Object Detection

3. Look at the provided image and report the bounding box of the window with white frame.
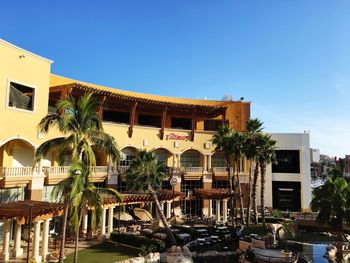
[180,150,200,167]
[8,81,35,111]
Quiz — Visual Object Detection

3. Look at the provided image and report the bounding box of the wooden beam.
[128,102,137,138]
[221,108,227,127]
[191,109,197,141]
[160,107,167,140]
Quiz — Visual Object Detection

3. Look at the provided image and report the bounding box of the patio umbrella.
[133,208,153,222]
[114,211,133,221]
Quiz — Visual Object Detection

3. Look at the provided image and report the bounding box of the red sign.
[166,133,189,141]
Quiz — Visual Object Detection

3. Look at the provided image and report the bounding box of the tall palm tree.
[257,134,276,229]
[311,176,350,262]
[34,93,120,263]
[243,118,263,226]
[231,131,245,223]
[69,161,123,263]
[125,149,177,245]
[212,124,236,225]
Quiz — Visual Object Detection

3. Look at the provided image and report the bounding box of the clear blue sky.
[1,1,349,157]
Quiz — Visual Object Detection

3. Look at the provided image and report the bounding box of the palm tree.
[311,175,350,262]
[243,119,263,226]
[69,161,123,263]
[212,124,236,225]
[231,131,245,223]
[34,93,120,263]
[125,149,177,245]
[257,134,276,229]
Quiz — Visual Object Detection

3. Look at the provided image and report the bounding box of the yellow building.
[0,39,250,218]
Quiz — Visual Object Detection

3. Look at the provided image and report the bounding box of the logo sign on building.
[169,176,178,186]
[166,133,189,141]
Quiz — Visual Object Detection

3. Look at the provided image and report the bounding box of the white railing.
[212,167,233,174]
[44,166,70,175]
[181,167,203,173]
[0,167,33,177]
[91,166,108,174]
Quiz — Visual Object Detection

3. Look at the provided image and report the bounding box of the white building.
[259,133,312,212]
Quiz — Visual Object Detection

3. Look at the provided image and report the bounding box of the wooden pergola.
[194,188,236,199]
[102,189,184,206]
[0,200,63,222]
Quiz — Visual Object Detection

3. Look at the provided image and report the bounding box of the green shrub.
[110,232,165,251]
[172,225,201,238]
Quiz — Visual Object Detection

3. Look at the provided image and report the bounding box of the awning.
[194,188,237,199]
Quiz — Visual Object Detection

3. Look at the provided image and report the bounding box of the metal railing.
[44,166,70,175]
[212,167,233,173]
[91,166,108,174]
[0,167,33,177]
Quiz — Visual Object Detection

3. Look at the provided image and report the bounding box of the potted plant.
[278,221,295,256]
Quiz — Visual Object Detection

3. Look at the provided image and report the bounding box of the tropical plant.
[243,118,264,226]
[276,221,296,250]
[34,93,120,263]
[311,175,350,262]
[212,124,236,225]
[125,149,177,245]
[231,131,245,223]
[69,161,123,263]
[256,133,276,229]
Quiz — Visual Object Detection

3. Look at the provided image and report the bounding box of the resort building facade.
[0,39,311,217]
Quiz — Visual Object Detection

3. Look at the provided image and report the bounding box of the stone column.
[207,155,212,171]
[222,199,228,223]
[82,212,88,235]
[203,155,208,172]
[208,199,212,217]
[166,201,172,218]
[13,223,23,258]
[160,202,165,215]
[215,200,221,221]
[172,154,176,168]
[42,219,51,261]
[99,208,107,239]
[0,219,11,261]
[33,221,42,263]
[107,207,114,235]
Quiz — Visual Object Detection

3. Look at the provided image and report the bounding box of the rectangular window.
[103,110,129,124]
[171,117,191,130]
[272,150,300,173]
[204,120,222,131]
[138,114,161,127]
[8,81,35,111]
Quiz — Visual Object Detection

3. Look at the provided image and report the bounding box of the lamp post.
[26,204,33,263]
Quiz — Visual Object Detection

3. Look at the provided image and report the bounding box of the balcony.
[0,167,33,187]
[180,167,203,180]
[44,166,109,184]
[212,167,248,182]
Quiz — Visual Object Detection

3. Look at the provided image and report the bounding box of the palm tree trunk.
[245,160,254,227]
[150,188,177,245]
[73,211,84,263]
[251,164,259,224]
[227,164,235,227]
[260,162,266,229]
[59,201,69,263]
[235,159,245,224]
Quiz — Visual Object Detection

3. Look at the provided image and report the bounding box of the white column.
[13,223,23,258]
[166,201,172,218]
[215,200,221,221]
[203,155,208,172]
[42,219,51,261]
[107,207,114,235]
[172,154,176,167]
[208,200,212,217]
[33,221,42,263]
[208,155,212,171]
[0,219,11,261]
[222,199,228,223]
[99,208,107,239]
[82,212,88,234]
[160,202,165,214]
